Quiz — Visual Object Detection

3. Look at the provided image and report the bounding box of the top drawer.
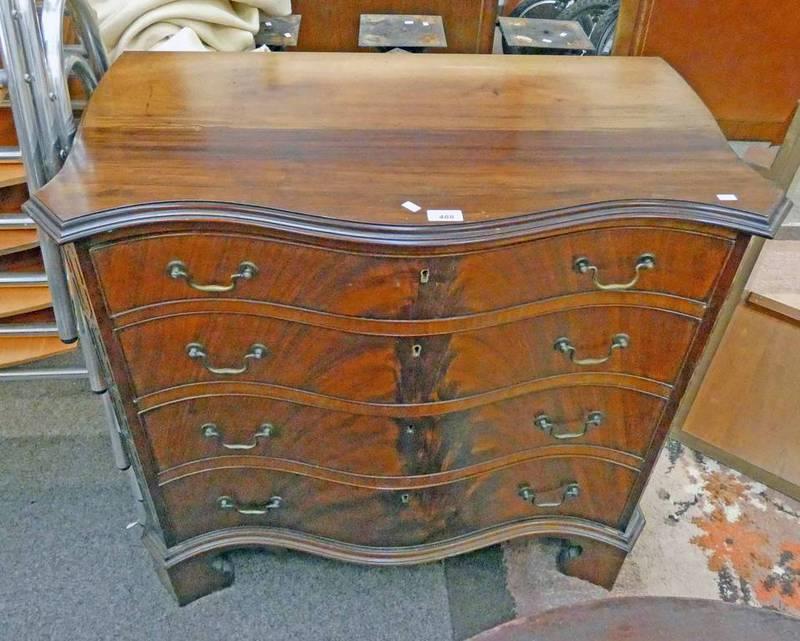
[90,226,733,318]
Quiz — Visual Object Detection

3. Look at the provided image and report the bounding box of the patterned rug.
[503,440,800,618]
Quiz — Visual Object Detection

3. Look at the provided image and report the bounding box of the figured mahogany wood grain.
[159,457,638,545]
[142,385,663,475]
[116,306,698,401]
[90,226,733,317]
[291,0,497,53]
[31,53,784,238]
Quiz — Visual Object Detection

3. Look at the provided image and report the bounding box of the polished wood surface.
[614,0,800,142]
[28,53,779,604]
[91,225,733,317]
[30,53,785,241]
[291,0,497,53]
[468,597,800,641]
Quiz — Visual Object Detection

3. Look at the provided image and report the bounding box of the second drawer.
[143,385,665,475]
[118,306,699,400]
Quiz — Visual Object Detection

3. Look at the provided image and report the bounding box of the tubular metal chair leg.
[101,391,129,470]
[39,235,79,343]
[76,309,106,392]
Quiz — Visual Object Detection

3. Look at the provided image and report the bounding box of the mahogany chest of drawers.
[26,52,788,604]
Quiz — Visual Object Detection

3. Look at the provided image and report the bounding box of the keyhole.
[412,344,423,358]
[406,424,416,434]
[400,493,411,505]
[420,268,430,284]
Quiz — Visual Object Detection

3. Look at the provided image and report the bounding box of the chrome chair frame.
[0,0,106,382]
[0,1,141,524]
[0,1,156,540]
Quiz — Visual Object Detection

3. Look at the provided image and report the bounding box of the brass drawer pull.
[534,411,605,440]
[201,422,276,450]
[186,342,269,375]
[553,333,629,366]
[167,260,259,292]
[217,495,283,515]
[518,482,580,508]
[573,253,655,291]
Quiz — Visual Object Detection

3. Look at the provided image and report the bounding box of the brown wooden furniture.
[670,104,800,498]
[614,0,800,142]
[678,289,800,500]
[26,52,787,605]
[291,0,497,53]
[467,597,800,641]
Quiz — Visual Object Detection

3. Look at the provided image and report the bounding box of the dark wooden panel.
[615,0,800,142]
[291,0,497,53]
[91,226,733,317]
[159,456,638,544]
[117,306,698,401]
[142,385,665,474]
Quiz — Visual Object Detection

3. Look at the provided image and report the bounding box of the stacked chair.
[0,1,143,522]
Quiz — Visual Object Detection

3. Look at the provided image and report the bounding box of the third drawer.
[143,385,665,475]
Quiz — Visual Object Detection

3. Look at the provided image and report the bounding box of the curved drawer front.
[143,386,665,474]
[91,226,732,318]
[119,307,698,401]
[159,457,638,545]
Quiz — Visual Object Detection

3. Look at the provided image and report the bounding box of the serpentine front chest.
[27,52,788,604]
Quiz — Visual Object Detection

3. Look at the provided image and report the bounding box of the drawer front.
[91,227,731,318]
[118,307,698,400]
[159,457,638,544]
[143,386,665,474]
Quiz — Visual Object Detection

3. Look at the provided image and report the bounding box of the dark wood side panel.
[619,233,751,524]
[614,0,800,142]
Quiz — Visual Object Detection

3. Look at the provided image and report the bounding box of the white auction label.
[401,201,422,213]
[427,209,464,222]
[716,194,738,201]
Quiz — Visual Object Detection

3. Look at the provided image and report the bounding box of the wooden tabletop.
[468,597,800,641]
[31,52,787,242]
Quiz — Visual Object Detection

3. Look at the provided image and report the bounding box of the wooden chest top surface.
[30,52,786,243]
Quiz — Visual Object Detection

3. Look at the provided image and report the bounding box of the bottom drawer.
[159,457,638,545]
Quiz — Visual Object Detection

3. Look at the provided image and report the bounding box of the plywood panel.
[0,335,75,368]
[0,286,51,319]
[682,295,800,496]
[0,228,37,256]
